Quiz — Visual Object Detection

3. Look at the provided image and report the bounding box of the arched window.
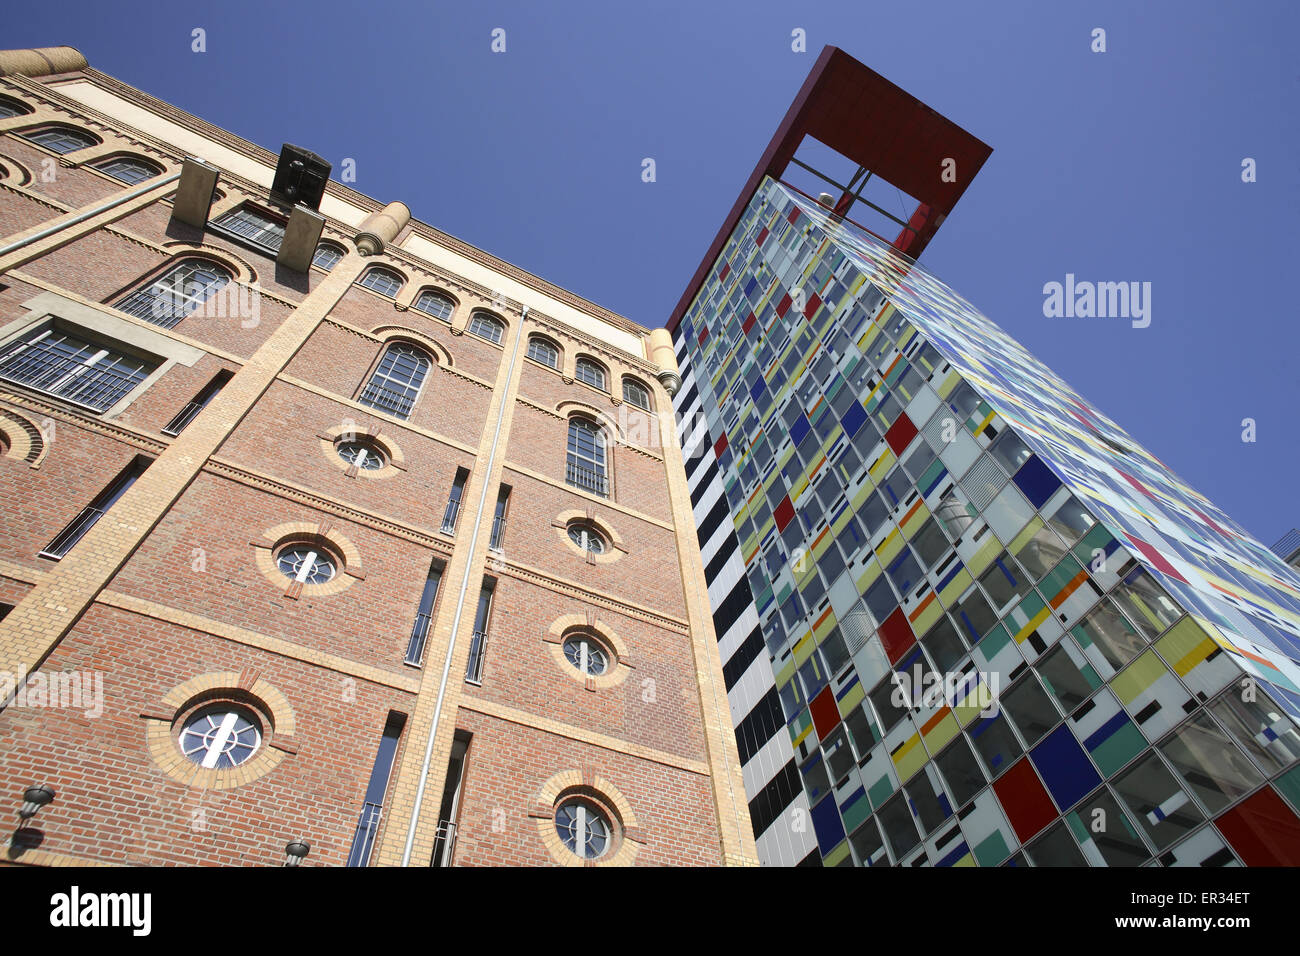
[19,125,100,154]
[0,96,34,118]
[93,155,163,185]
[359,342,431,419]
[468,311,504,345]
[566,417,608,497]
[115,258,232,329]
[312,242,345,271]
[358,266,405,298]
[575,357,606,391]
[413,289,455,321]
[622,377,651,411]
[527,336,559,369]
[212,205,287,253]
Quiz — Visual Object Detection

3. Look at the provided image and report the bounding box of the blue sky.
[8,0,1298,544]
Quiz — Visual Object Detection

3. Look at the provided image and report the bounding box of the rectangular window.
[431,731,471,867]
[345,711,407,867]
[441,468,469,535]
[405,561,444,666]
[211,205,286,253]
[161,370,232,436]
[0,328,153,413]
[464,579,494,684]
[40,455,150,559]
[488,485,510,552]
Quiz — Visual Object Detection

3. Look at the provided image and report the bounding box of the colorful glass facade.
[673,176,1300,866]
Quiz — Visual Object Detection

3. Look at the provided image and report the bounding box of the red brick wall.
[462,575,705,760]
[0,602,415,866]
[450,710,721,866]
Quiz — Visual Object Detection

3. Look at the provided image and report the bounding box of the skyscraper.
[671,46,1300,866]
[0,46,755,867]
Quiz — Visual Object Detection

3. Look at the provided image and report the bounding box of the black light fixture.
[18,783,55,820]
[283,839,311,867]
[269,145,331,211]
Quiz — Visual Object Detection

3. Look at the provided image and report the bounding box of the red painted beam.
[667,46,991,334]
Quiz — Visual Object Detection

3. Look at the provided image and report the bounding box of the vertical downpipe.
[400,306,527,866]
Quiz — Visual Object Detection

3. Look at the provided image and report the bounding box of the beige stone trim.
[544,612,633,690]
[502,458,671,529]
[551,508,627,565]
[0,407,47,466]
[532,770,642,866]
[277,373,481,456]
[5,271,250,366]
[251,521,363,599]
[654,372,760,866]
[459,698,708,774]
[370,325,454,369]
[97,589,420,692]
[143,670,296,790]
[316,421,407,481]
[3,845,120,867]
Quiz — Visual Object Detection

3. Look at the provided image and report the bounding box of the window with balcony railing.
[488,486,510,551]
[405,563,444,666]
[566,418,608,498]
[441,468,469,535]
[115,259,232,330]
[358,342,430,420]
[0,328,153,413]
[39,456,150,559]
[464,582,494,684]
[211,205,287,254]
[162,370,231,436]
[346,712,406,867]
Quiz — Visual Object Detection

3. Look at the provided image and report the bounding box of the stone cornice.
[0,392,166,457]
[204,456,455,552]
[40,69,655,345]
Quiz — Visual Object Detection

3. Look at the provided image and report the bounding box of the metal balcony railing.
[565,460,608,498]
[465,629,488,684]
[161,400,205,436]
[357,382,415,420]
[39,506,107,559]
[440,497,461,535]
[345,801,384,868]
[431,820,458,867]
[488,513,505,551]
[0,351,142,413]
[405,611,432,666]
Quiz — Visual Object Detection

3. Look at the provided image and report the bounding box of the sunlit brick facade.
[0,46,756,867]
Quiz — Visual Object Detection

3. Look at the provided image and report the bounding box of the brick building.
[0,46,756,867]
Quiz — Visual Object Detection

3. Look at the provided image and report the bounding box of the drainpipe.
[400,305,528,866]
[0,172,181,259]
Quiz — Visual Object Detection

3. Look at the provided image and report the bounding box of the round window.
[555,797,612,860]
[563,634,610,676]
[337,439,386,470]
[179,704,262,769]
[276,545,337,584]
[567,523,606,555]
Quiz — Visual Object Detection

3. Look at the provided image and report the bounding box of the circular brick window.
[567,521,607,555]
[336,439,386,471]
[178,702,263,769]
[554,796,613,860]
[562,632,612,676]
[276,544,338,585]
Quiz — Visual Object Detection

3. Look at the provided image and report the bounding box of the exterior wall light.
[19,783,55,820]
[284,839,311,867]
